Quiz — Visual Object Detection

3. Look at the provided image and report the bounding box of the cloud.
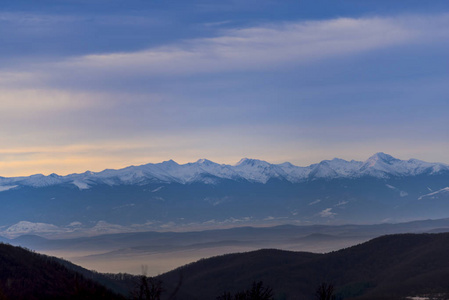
[4,14,449,91]
[335,201,348,207]
[0,13,448,176]
[0,89,95,113]
[319,208,336,218]
[56,14,448,78]
[309,199,321,205]
[0,71,38,87]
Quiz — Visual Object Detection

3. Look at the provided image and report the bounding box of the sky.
[1,0,448,177]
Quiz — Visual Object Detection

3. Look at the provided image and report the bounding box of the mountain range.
[6,219,449,276]
[1,152,447,188]
[1,153,449,237]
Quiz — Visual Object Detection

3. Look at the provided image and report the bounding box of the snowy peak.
[196,158,214,165]
[234,158,288,183]
[235,158,269,167]
[367,152,399,164]
[360,152,447,177]
[309,161,339,178]
[20,173,65,187]
[363,152,399,168]
[309,158,361,178]
[361,152,402,177]
[160,159,179,166]
[0,153,448,189]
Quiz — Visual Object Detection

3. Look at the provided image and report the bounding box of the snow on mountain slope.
[1,220,136,238]
[323,158,364,177]
[166,159,239,183]
[72,180,90,190]
[0,153,447,189]
[234,158,291,183]
[359,153,443,177]
[4,221,63,237]
[277,162,310,182]
[418,187,449,200]
[0,185,17,192]
[0,174,66,188]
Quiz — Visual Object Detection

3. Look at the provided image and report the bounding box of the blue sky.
[1,0,448,176]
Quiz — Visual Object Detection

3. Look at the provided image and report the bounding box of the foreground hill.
[158,233,449,300]
[0,242,128,300]
[2,233,449,299]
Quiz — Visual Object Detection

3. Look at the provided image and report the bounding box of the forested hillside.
[159,233,449,300]
[2,233,449,300]
[0,243,126,300]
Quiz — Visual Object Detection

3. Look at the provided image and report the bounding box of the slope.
[0,242,127,300]
[158,233,449,300]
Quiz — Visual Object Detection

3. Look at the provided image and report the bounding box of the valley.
[6,219,449,275]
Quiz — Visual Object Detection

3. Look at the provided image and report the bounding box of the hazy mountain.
[158,233,449,300]
[0,153,448,237]
[9,219,449,276]
[12,219,449,253]
[4,232,449,300]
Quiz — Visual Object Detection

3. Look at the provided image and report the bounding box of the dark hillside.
[327,233,449,299]
[0,243,125,300]
[2,232,449,299]
[158,233,449,300]
[161,249,321,299]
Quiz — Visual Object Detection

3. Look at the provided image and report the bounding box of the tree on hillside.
[248,281,274,300]
[315,282,336,300]
[216,291,233,300]
[133,266,163,300]
[133,275,163,300]
[217,281,274,300]
[133,266,182,300]
[0,287,7,300]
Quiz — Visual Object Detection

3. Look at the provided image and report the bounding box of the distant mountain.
[9,219,449,276]
[0,242,127,299]
[0,153,447,188]
[158,233,449,300]
[0,153,449,237]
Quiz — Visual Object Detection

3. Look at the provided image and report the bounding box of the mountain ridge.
[1,152,447,190]
[158,232,449,300]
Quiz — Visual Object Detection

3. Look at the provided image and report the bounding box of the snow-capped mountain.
[1,153,449,237]
[0,153,447,190]
[359,153,445,178]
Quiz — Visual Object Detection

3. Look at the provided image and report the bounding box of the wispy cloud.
[0,89,95,113]
[0,13,448,176]
[3,14,448,88]
[319,208,336,218]
[57,14,448,77]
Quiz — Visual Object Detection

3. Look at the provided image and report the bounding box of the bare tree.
[315,282,335,300]
[133,265,163,300]
[247,281,274,300]
[136,275,163,300]
[217,281,274,300]
[216,291,233,300]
